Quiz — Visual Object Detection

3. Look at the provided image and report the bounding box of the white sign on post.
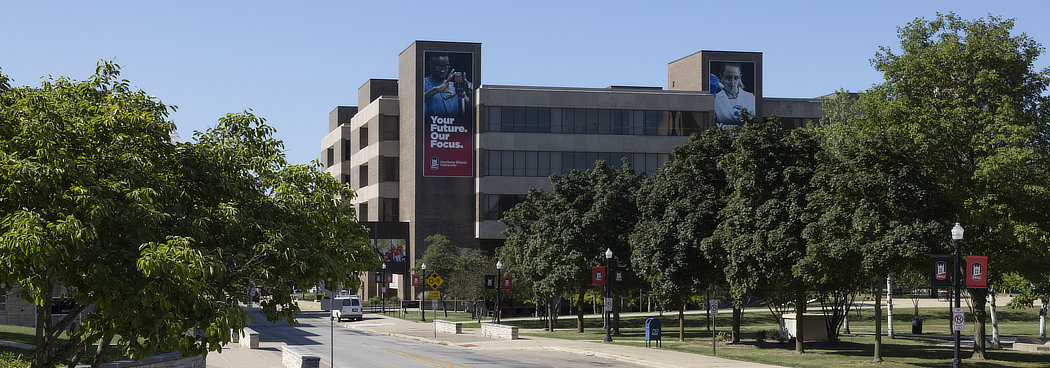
[952,307,965,332]
[604,297,613,312]
[710,300,719,316]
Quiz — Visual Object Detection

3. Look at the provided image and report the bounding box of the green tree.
[0,63,375,367]
[633,128,733,341]
[713,117,818,354]
[860,13,1050,359]
[500,161,640,333]
[803,92,947,358]
[414,234,462,318]
[443,248,496,322]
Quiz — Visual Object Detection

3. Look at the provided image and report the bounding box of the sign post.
[710,300,719,356]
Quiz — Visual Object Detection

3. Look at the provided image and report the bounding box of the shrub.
[0,351,29,368]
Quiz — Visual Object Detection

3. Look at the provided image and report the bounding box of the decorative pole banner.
[965,255,988,289]
[592,266,606,286]
[929,254,952,287]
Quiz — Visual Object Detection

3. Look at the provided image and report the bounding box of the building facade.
[321,41,825,300]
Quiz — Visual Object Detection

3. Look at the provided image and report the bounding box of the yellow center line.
[379,347,476,368]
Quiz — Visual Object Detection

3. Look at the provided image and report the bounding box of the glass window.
[586,152,599,169]
[526,151,538,177]
[486,106,501,132]
[586,109,598,134]
[644,111,660,135]
[501,107,515,132]
[514,151,526,176]
[611,110,623,135]
[538,108,551,133]
[574,109,587,134]
[563,151,575,173]
[359,203,368,222]
[551,152,562,175]
[381,157,398,182]
[359,165,368,187]
[538,151,550,177]
[513,107,527,132]
[360,127,369,147]
[647,153,659,174]
[526,108,539,133]
[501,150,514,176]
[598,109,610,135]
[633,111,645,135]
[551,108,563,133]
[381,115,399,140]
[484,195,500,220]
[484,151,495,176]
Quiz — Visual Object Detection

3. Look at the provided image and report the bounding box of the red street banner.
[411,274,421,287]
[592,266,606,286]
[966,256,988,289]
[501,276,512,290]
[386,273,394,284]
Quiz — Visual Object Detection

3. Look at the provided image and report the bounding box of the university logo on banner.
[484,275,496,289]
[929,254,952,287]
[411,274,421,287]
[422,50,474,177]
[966,256,988,289]
[501,276,512,290]
[592,266,606,286]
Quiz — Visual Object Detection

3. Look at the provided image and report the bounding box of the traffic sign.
[604,297,613,312]
[952,307,965,331]
[426,272,444,289]
[710,300,719,316]
[429,291,441,300]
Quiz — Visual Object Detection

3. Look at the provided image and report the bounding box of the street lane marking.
[380,347,475,368]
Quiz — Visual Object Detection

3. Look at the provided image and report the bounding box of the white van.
[333,296,363,321]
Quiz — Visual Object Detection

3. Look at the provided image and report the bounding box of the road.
[246,309,641,368]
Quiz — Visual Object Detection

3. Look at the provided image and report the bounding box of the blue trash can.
[645,318,661,348]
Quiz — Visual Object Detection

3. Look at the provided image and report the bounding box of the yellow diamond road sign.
[426,272,444,289]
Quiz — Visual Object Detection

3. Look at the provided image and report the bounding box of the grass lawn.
[506,305,1050,367]
[0,324,131,366]
[388,310,486,323]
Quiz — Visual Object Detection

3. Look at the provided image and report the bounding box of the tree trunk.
[90,330,115,368]
[550,300,558,332]
[795,292,805,354]
[678,303,685,342]
[843,311,850,334]
[887,277,894,339]
[732,305,741,343]
[990,289,1001,349]
[873,285,883,362]
[577,289,585,333]
[1040,297,1047,339]
[971,287,988,360]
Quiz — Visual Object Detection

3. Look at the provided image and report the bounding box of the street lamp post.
[381,263,387,315]
[604,248,613,343]
[952,223,964,368]
[496,260,503,324]
[420,263,427,322]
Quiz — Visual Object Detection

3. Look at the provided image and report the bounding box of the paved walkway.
[204,302,781,368]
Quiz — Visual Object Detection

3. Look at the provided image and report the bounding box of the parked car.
[333,296,363,321]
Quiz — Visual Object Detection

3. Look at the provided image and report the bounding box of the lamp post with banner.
[420,263,427,322]
[951,223,964,368]
[496,260,503,324]
[604,248,613,343]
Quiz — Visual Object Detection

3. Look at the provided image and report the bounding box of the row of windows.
[483,150,668,177]
[483,106,712,136]
[482,194,527,221]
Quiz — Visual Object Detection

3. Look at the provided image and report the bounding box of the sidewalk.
[205,302,780,368]
[341,313,780,368]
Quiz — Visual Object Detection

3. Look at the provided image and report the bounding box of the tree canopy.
[0,62,375,367]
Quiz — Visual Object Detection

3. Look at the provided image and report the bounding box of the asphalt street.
[244,309,642,368]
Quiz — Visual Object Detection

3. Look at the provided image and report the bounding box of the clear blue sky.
[3,1,1048,165]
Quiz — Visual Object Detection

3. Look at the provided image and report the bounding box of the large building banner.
[422,51,474,177]
[709,60,756,127]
